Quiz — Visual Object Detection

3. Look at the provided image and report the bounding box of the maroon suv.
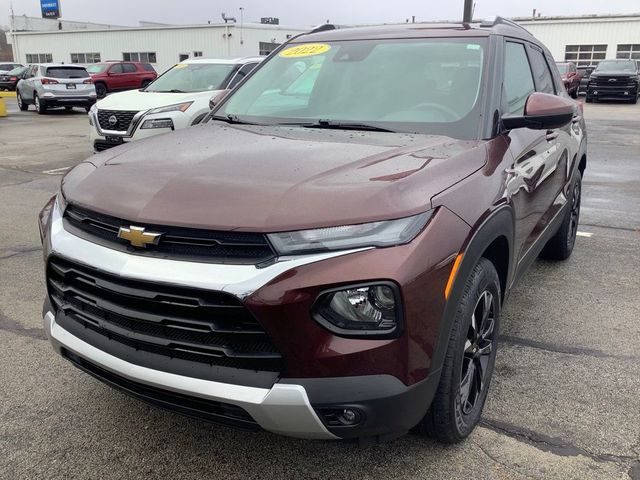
[86,61,158,98]
[39,18,586,444]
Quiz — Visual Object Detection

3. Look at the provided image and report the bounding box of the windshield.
[7,66,27,76]
[145,63,236,93]
[216,39,487,139]
[86,64,109,74]
[556,64,569,74]
[45,67,89,79]
[595,60,636,73]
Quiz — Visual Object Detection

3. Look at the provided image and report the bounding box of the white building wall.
[10,24,306,73]
[516,16,640,61]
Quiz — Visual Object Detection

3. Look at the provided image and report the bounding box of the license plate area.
[105,136,125,145]
[66,84,77,90]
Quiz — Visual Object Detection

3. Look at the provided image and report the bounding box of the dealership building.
[5,16,308,73]
[4,13,640,73]
[516,13,640,67]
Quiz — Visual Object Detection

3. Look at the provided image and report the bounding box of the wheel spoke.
[478,341,493,356]
[464,339,474,357]
[480,317,495,340]
[460,362,475,407]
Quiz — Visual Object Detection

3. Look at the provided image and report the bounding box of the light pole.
[240,7,244,45]
[463,0,473,23]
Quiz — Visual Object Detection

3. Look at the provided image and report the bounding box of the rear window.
[0,64,20,70]
[86,64,109,74]
[142,63,156,72]
[45,67,90,79]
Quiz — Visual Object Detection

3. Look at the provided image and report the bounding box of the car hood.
[62,123,487,232]
[95,89,222,111]
[591,71,637,77]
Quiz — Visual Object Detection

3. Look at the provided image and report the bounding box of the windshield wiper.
[285,119,396,133]
[209,114,257,125]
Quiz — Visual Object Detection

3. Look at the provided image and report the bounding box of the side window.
[504,42,535,115]
[228,63,258,89]
[110,64,124,74]
[528,45,556,94]
[122,63,137,73]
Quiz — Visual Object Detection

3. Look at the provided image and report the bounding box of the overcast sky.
[1,0,638,28]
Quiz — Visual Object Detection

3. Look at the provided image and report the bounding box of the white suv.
[89,57,263,152]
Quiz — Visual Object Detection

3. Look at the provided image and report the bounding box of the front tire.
[418,258,501,443]
[540,173,582,261]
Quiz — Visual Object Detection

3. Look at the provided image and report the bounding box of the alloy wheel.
[567,180,581,248]
[460,290,496,415]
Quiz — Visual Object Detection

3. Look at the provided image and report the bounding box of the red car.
[86,61,158,98]
[556,62,581,98]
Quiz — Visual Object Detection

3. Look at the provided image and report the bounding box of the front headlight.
[38,195,57,243]
[147,102,193,114]
[267,211,433,255]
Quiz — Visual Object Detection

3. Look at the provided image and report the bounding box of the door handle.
[546,130,559,141]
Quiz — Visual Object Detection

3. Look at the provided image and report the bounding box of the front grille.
[47,257,285,379]
[63,205,276,265]
[62,349,261,430]
[97,109,139,132]
[590,76,636,89]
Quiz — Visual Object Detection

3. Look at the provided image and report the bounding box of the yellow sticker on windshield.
[174,63,188,69]
[279,43,331,58]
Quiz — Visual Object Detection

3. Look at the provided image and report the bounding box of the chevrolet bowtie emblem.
[117,226,162,248]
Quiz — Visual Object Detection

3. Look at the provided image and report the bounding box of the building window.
[123,52,157,63]
[564,45,607,68]
[259,42,280,56]
[616,44,640,61]
[179,54,189,62]
[26,53,53,63]
[71,53,101,64]
[193,51,203,57]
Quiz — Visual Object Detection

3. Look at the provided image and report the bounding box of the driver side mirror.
[502,92,575,131]
[209,89,231,110]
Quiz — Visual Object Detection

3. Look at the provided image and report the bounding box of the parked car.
[16,64,97,114]
[86,61,158,98]
[40,18,586,444]
[88,57,262,152]
[0,65,29,91]
[586,59,639,103]
[577,66,596,96]
[0,62,23,74]
[555,61,580,98]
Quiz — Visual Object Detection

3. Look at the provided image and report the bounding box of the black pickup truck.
[586,59,639,104]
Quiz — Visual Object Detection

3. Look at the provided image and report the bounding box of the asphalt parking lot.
[1,97,639,480]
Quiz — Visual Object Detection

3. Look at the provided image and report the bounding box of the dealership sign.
[41,0,61,19]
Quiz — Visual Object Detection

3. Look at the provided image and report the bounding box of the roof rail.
[309,23,338,34]
[480,16,530,33]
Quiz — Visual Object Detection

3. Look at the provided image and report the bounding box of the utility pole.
[463,0,473,23]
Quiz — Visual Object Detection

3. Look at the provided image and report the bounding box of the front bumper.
[44,310,337,439]
[41,199,468,439]
[89,109,195,152]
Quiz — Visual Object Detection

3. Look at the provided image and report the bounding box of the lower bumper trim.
[44,311,337,440]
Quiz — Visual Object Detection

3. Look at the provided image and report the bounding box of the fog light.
[312,283,402,337]
[141,118,174,130]
[318,407,364,427]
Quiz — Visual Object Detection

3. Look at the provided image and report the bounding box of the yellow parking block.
[0,98,6,117]
[0,91,16,98]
